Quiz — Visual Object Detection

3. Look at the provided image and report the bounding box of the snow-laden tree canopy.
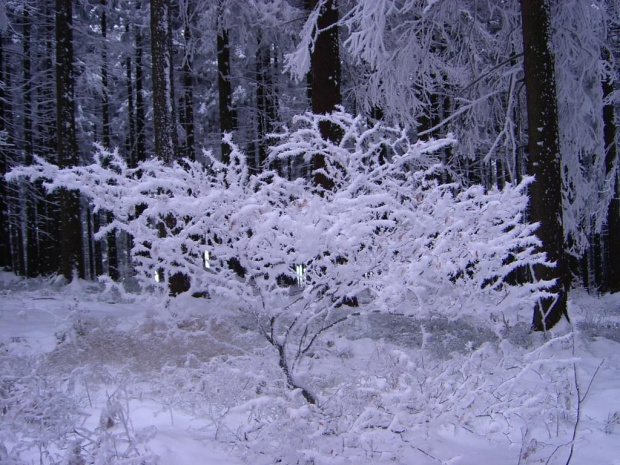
[8,111,550,326]
[7,109,555,404]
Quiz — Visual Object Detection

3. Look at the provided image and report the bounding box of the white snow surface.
[1,271,619,464]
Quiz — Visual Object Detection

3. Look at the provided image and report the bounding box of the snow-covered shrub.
[7,110,550,402]
[147,331,581,464]
[0,372,86,462]
[0,368,157,464]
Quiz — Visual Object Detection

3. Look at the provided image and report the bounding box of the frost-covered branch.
[8,110,552,400]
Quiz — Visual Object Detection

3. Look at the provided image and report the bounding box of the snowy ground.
[1,271,620,464]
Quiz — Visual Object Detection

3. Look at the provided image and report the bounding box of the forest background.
[3,1,620,463]
[1,0,620,327]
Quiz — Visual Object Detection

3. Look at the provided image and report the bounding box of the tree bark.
[22,7,40,278]
[151,0,189,295]
[135,20,146,164]
[180,2,195,161]
[150,0,176,163]
[37,2,61,276]
[56,0,84,281]
[602,45,620,293]
[217,5,235,164]
[256,35,278,172]
[520,0,568,330]
[125,23,136,167]
[0,32,11,270]
[0,29,26,276]
[98,0,118,281]
[309,0,341,190]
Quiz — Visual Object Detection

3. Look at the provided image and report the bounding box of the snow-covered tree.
[8,110,551,401]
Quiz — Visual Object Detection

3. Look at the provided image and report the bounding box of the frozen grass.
[1,272,619,464]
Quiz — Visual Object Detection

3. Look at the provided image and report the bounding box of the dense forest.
[1,0,619,330]
[3,2,620,463]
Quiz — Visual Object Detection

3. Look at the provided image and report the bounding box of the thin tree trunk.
[38,2,60,276]
[87,205,97,278]
[303,0,313,106]
[0,33,11,270]
[135,22,146,164]
[167,4,178,156]
[100,5,109,150]
[125,27,136,167]
[217,6,235,164]
[23,6,40,278]
[256,36,270,172]
[96,1,116,280]
[180,3,195,161]
[0,30,25,276]
[520,0,568,330]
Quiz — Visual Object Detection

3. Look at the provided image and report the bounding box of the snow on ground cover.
[1,271,620,464]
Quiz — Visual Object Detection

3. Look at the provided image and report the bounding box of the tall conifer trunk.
[309,0,341,190]
[125,23,136,167]
[0,33,11,270]
[56,0,84,280]
[150,0,176,164]
[135,17,146,165]
[256,35,277,171]
[100,0,118,281]
[38,2,61,276]
[520,0,568,330]
[180,2,195,161]
[151,0,189,295]
[603,46,620,293]
[22,6,40,278]
[217,3,235,164]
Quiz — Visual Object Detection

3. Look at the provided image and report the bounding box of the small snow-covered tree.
[8,110,550,403]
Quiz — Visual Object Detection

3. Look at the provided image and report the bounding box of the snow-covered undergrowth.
[9,111,551,405]
[8,111,549,319]
[4,111,618,462]
[1,274,619,464]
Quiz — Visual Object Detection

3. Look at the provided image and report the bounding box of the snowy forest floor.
[1,271,620,464]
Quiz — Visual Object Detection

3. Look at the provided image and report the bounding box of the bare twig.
[565,329,605,465]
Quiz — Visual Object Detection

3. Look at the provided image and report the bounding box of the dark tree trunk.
[602,47,620,293]
[217,7,235,164]
[96,212,106,277]
[23,6,40,278]
[94,0,107,279]
[309,0,341,190]
[520,0,568,330]
[135,23,146,164]
[167,4,178,155]
[87,206,97,278]
[180,3,195,161]
[151,0,188,296]
[606,179,620,294]
[38,3,61,276]
[303,0,314,105]
[0,33,11,270]
[100,2,110,151]
[150,0,176,163]
[98,0,118,280]
[56,0,84,281]
[107,211,119,280]
[125,26,136,167]
[256,35,277,172]
[22,9,33,162]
